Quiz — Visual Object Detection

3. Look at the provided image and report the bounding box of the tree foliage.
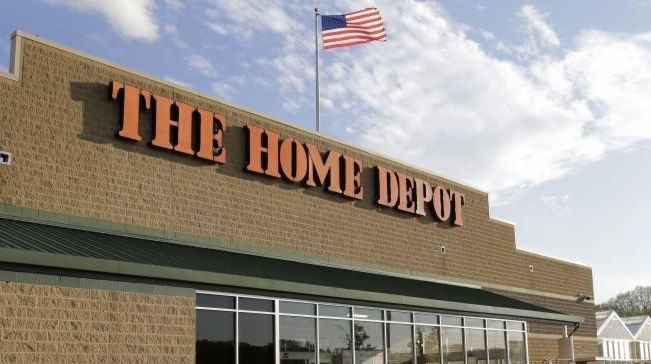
[598,286,651,316]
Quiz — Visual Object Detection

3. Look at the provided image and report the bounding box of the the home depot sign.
[110,81,466,226]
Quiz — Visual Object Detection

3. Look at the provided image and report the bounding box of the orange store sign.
[110,81,465,226]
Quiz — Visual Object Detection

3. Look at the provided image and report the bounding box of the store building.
[596,310,651,363]
[0,31,598,363]
[623,315,651,362]
[596,311,636,362]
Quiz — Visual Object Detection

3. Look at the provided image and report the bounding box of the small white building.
[596,310,651,363]
[622,316,651,362]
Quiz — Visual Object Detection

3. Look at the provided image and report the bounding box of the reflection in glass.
[354,308,383,320]
[508,332,526,364]
[442,327,464,364]
[320,319,353,364]
[280,316,316,364]
[416,325,440,364]
[239,313,275,364]
[486,320,504,330]
[388,323,413,364]
[389,311,412,322]
[441,316,463,326]
[320,305,351,318]
[466,329,486,364]
[280,301,315,315]
[414,314,438,325]
[196,294,235,309]
[239,297,274,312]
[466,318,484,328]
[196,310,235,364]
[506,322,525,331]
[354,321,385,364]
[487,330,506,364]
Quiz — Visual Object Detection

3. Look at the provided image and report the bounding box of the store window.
[416,325,440,364]
[319,319,352,364]
[442,326,465,364]
[487,329,506,364]
[239,313,275,364]
[195,291,529,364]
[388,323,413,364]
[354,321,385,364]
[508,331,526,364]
[466,327,487,364]
[196,310,235,364]
[280,316,316,364]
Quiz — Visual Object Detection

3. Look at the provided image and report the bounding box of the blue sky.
[2,0,650,302]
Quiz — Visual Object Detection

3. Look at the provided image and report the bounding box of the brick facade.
[0,33,598,362]
[0,282,195,363]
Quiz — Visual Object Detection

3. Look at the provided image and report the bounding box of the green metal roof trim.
[0,217,582,323]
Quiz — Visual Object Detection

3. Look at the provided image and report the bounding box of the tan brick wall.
[0,39,592,295]
[528,336,561,364]
[0,34,594,326]
[574,338,599,362]
[528,336,598,364]
[0,282,195,363]
[489,289,597,338]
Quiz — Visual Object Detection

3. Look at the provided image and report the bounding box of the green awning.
[0,217,582,324]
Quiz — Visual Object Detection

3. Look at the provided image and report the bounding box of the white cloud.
[164,0,183,11]
[519,4,560,47]
[540,194,570,211]
[316,1,651,203]
[43,0,159,42]
[164,24,177,34]
[204,0,313,110]
[163,76,191,88]
[205,0,301,36]
[212,81,235,98]
[206,22,228,36]
[515,4,560,57]
[186,54,218,77]
[194,0,651,205]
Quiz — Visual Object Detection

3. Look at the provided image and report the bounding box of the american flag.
[321,8,387,49]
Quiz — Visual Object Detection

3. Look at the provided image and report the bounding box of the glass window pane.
[506,321,525,331]
[388,323,413,364]
[441,327,464,364]
[320,305,351,318]
[466,329,486,364]
[320,319,353,364]
[441,316,462,326]
[507,331,526,364]
[487,330,507,364]
[196,310,235,364]
[354,321,385,364]
[196,293,235,309]
[280,301,316,315]
[239,313,275,364]
[239,297,274,312]
[389,311,412,322]
[354,307,383,321]
[416,325,440,364]
[414,313,438,325]
[486,320,504,330]
[280,316,316,364]
[465,318,484,328]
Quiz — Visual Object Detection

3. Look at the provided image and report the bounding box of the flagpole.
[314,7,321,132]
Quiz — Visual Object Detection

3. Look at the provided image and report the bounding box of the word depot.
[110,81,465,226]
